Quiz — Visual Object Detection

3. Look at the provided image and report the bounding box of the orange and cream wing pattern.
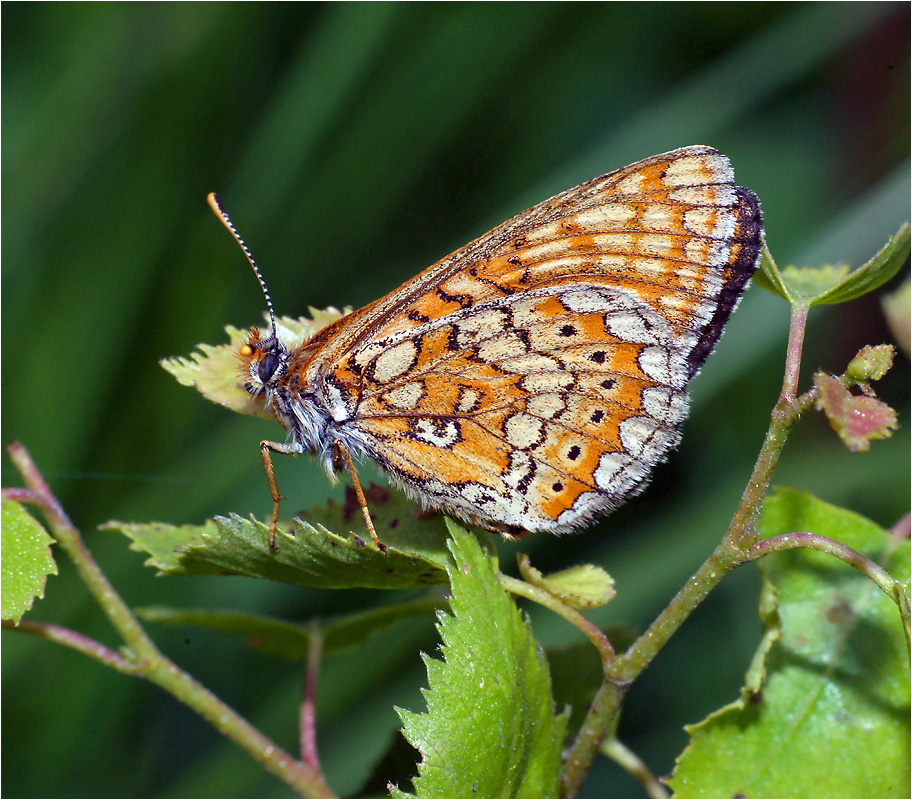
[260,146,763,535]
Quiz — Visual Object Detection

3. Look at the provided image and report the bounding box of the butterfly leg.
[260,439,303,549]
[333,441,387,553]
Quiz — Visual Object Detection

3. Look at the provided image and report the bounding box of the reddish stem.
[2,619,138,675]
[301,624,323,771]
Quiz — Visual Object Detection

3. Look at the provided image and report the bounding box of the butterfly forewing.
[275,146,762,535]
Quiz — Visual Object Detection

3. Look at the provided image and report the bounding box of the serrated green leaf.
[105,489,451,589]
[137,596,443,661]
[106,518,218,572]
[667,489,910,798]
[1,500,58,623]
[395,521,566,799]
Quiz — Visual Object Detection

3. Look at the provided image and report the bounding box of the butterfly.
[208,145,762,549]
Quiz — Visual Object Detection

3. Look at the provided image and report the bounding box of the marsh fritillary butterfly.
[209,145,762,549]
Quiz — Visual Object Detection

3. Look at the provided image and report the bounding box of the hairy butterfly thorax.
[207,146,763,553]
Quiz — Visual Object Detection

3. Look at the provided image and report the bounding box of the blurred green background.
[3,3,909,797]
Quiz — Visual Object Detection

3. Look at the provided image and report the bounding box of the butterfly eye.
[258,353,280,384]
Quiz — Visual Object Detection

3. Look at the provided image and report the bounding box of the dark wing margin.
[686,186,763,377]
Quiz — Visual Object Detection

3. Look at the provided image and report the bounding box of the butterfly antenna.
[207,193,278,337]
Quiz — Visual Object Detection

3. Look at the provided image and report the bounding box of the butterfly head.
[239,327,289,398]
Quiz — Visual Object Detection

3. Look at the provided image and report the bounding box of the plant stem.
[499,574,615,664]
[301,622,323,770]
[889,512,910,540]
[2,486,42,505]
[2,619,139,675]
[725,301,812,550]
[745,532,911,647]
[5,442,335,799]
[746,532,897,596]
[560,680,624,798]
[615,303,814,681]
[601,737,669,799]
[614,542,743,682]
[7,442,159,662]
[781,302,809,399]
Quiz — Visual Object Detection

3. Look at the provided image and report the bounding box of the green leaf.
[752,247,861,305]
[518,555,616,609]
[105,489,452,589]
[110,518,217,570]
[756,225,910,308]
[779,263,852,302]
[810,222,910,305]
[136,596,443,661]
[395,521,567,798]
[752,245,793,302]
[1,500,58,623]
[667,489,910,798]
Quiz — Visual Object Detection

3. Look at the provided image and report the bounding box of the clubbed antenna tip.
[207,192,277,335]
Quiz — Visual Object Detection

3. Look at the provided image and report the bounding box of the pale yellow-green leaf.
[159,308,349,416]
